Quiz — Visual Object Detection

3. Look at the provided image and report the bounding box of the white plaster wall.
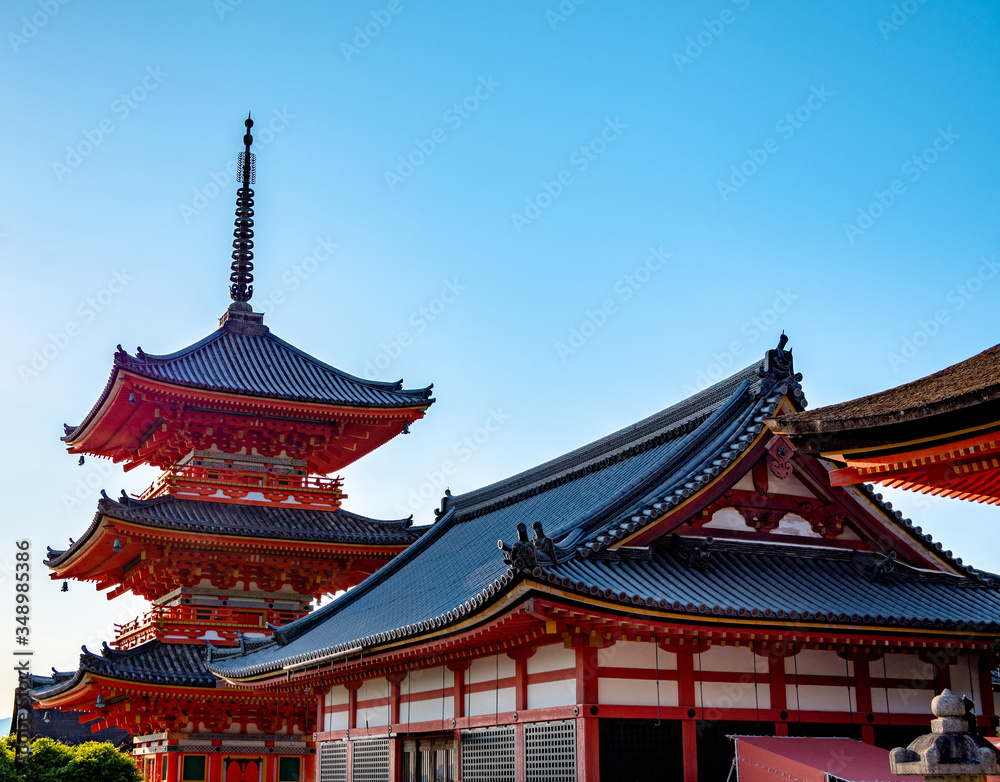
[702,508,748,531]
[870,685,937,715]
[528,679,576,709]
[598,640,676,671]
[951,655,981,706]
[732,472,816,498]
[404,694,454,724]
[787,684,855,712]
[326,710,349,731]
[408,665,448,694]
[600,678,679,708]
[324,684,350,731]
[527,644,575,675]
[355,677,389,729]
[883,652,934,681]
[696,681,770,711]
[772,514,820,537]
[699,644,763,674]
[469,654,515,685]
[469,686,515,716]
[325,686,350,709]
[787,649,853,676]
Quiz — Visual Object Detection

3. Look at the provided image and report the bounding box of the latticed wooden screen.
[525,720,577,781]
[461,726,515,781]
[318,740,347,782]
[351,738,390,782]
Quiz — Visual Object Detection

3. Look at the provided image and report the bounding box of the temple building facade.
[209,339,1000,781]
[31,118,433,782]
[29,115,1000,781]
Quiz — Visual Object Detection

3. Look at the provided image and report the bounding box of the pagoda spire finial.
[229,113,255,307]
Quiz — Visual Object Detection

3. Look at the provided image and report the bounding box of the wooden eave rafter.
[232,587,998,691]
[66,372,429,472]
[33,671,315,737]
[50,516,406,594]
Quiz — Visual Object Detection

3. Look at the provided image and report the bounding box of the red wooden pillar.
[854,657,874,745]
[316,690,325,735]
[388,673,406,782]
[207,747,221,782]
[575,645,598,704]
[676,647,697,782]
[513,655,529,782]
[575,645,599,781]
[347,682,361,732]
[165,750,179,782]
[447,661,468,781]
[576,716,599,782]
[447,662,469,724]
[768,654,788,736]
[978,654,997,724]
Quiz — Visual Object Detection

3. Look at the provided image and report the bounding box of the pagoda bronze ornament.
[230,113,255,305]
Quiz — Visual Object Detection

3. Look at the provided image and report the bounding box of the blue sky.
[1,0,998,704]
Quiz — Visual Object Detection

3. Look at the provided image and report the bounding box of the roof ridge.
[448,361,765,520]
[123,325,432,396]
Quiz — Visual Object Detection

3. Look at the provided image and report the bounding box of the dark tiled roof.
[208,354,800,676]
[208,347,995,680]
[31,641,215,700]
[46,492,422,567]
[530,537,1000,629]
[773,342,1000,434]
[64,320,433,441]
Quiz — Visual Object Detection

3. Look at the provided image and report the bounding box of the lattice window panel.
[525,720,576,781]
[461,726,516,782]
[351,738,390,782]
[318,740,347,782]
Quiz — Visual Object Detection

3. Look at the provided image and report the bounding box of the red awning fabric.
[733,736,921,782]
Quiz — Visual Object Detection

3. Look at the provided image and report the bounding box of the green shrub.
[0,738,138,782]
[60,742,139,782]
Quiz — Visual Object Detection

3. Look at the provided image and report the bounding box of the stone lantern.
[890,689,998,780]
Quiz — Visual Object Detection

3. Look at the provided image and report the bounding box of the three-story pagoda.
[31,117,433,782]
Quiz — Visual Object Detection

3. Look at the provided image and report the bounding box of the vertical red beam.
[387,672,405,782]
[447,662,469,723]
[575,644,600,781]
[676,648,697,782]
[515,722,526,782]
[348,683,359,732]
[515,657,528,712]
[854,657,874,744]
[165,750,179,782]
[978,655,997,723]
[389,738,401,782]
[575,645,598,704]
[388,673,404,728]
[316,690,326,734]
[207,749,220,782]
[768,655,788,736]
[576,716,599,782]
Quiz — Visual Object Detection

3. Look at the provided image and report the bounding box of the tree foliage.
[0,738,138,782]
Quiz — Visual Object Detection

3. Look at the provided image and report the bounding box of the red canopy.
[733,737,920,782]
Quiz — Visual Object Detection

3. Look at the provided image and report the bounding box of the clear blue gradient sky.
[1,1,998,704]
